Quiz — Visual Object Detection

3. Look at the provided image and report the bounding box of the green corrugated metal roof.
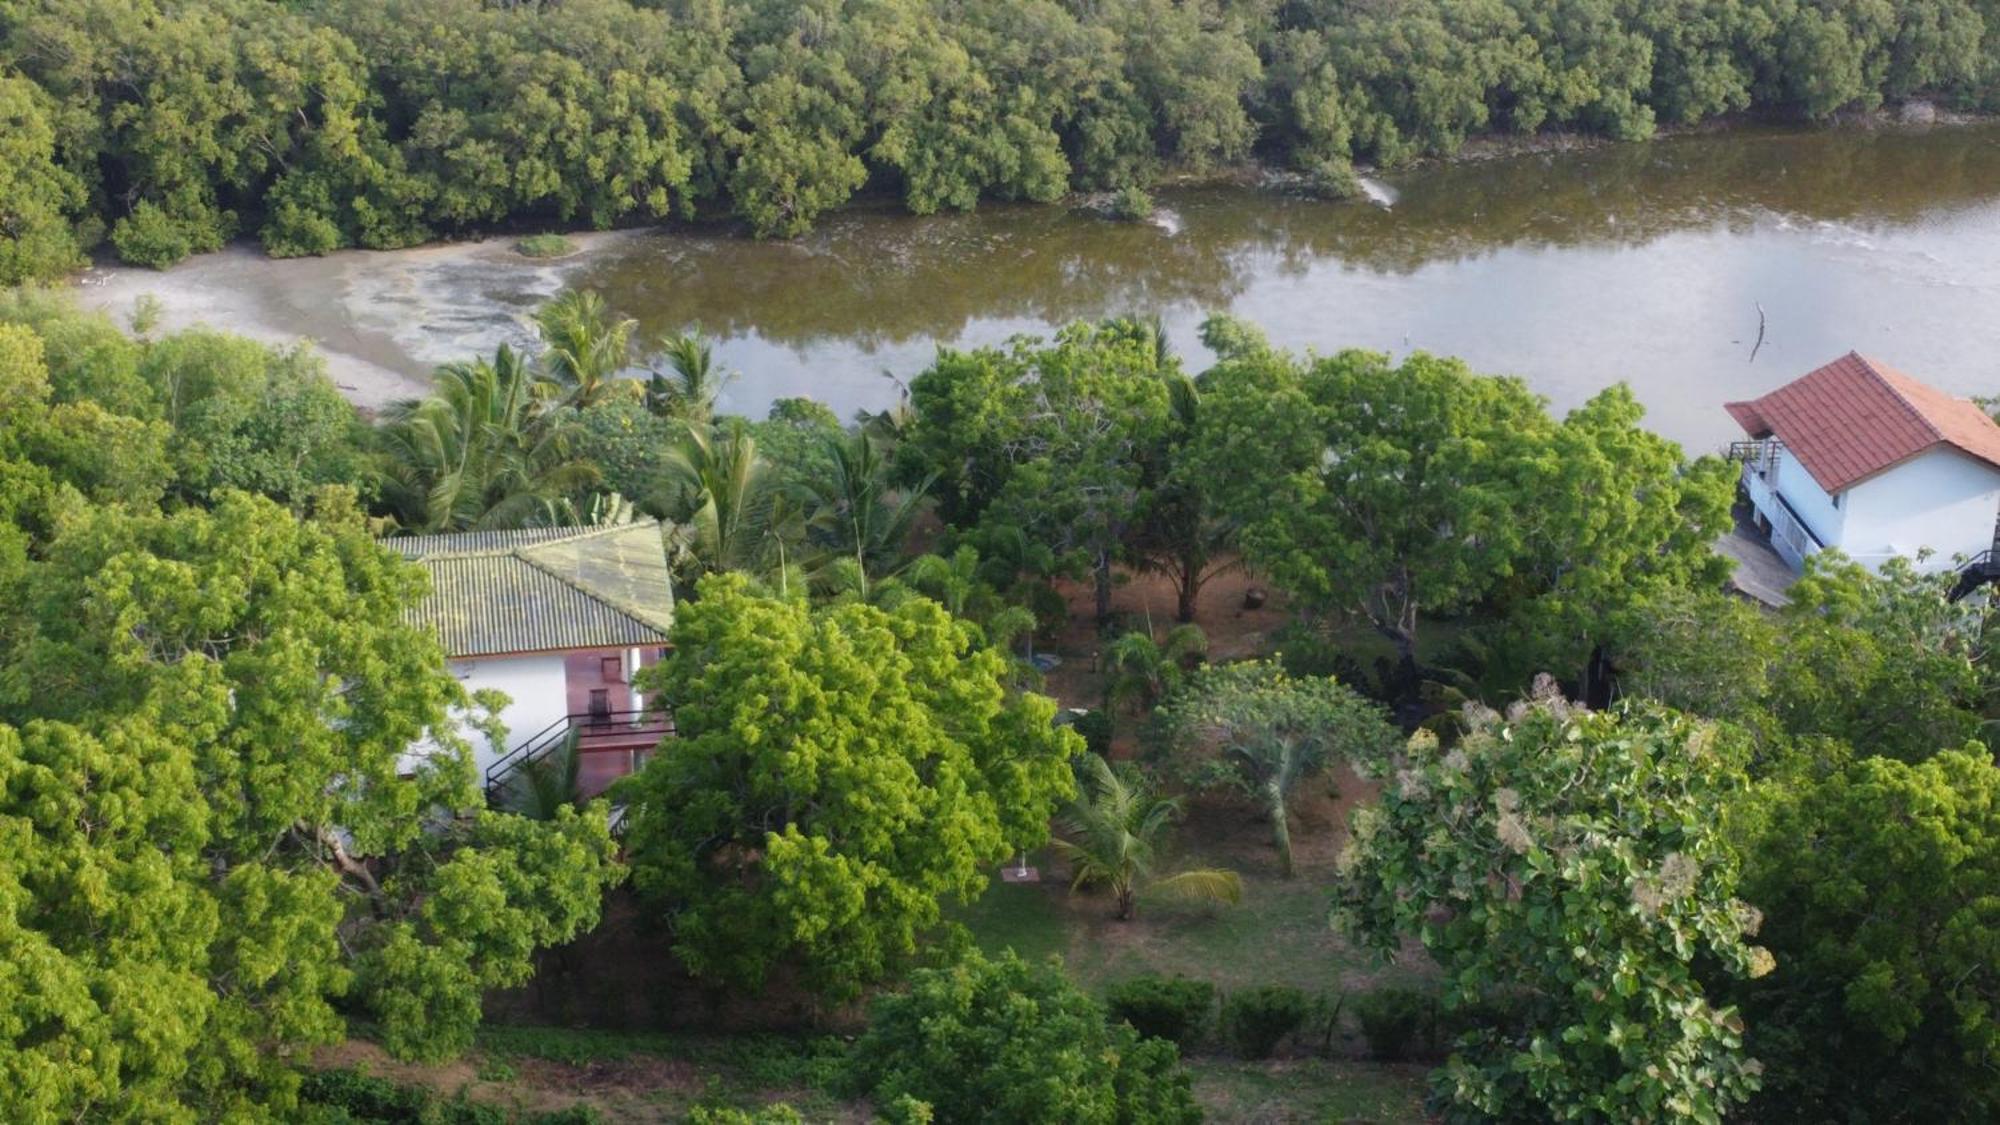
[388,522,675,657]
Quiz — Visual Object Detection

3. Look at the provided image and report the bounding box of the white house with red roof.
[1725,352,2000,574]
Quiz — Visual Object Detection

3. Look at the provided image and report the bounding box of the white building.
[390,521,676,799]
[1726,352,2000,574]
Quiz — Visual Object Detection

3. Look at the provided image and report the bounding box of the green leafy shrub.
[1351,987,1432,1061]
[845,948,1200,1123]
[1109,186,1154,221]
[110,201,196,269]
[686,1106,802,1125]
[1104,975,1215,1048]
[1069,708,1113,758]
[1221,985,1311,1058]
[298,1068,509,1123]
[517,234,576,259]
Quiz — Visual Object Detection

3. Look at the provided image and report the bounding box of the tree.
[0,491,621,1117]
[1054,754,1241,921]
[1132,362,1238,623]
[534,289,639,409]
[1159,660,1397,877]
[374,346,597,532]
[1336,692,1771,1121]
[0,74,87,283]
[845,948,1201,1125]
[1731,749,2000,1123]
[617,574,1079,998]
[800,429,932,598]
[644,328,731,425]
[652,418,802,582]
[1196,347,1551,667]
[903,321,1178,621]
[1103,624,1207,714]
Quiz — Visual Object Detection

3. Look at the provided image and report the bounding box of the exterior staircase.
[484,707,674,807]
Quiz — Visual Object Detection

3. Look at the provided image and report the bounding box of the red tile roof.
[1724,353,2000,494]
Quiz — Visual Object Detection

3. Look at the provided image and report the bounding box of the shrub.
[1069,708,1113,758]
[845,949,1200,1124]
[517,233,576,259]
[110,201,196,268]
[1351,986,1432,1061]
[297,1067,511,1123]
[1221,985,1311,1058]
[686,1106,802,1125]
[1104,975,1215,1049]
[1109,186,1155,221]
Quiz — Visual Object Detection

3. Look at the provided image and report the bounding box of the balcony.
[486,708,675,805]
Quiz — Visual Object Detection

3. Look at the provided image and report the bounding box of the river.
[76,122,2000,450]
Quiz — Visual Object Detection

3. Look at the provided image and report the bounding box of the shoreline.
[64,112,1999,415]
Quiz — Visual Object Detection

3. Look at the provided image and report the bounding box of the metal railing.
[483,707,673,792]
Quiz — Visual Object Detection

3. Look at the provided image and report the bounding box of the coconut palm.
[535,289,639,409]
[1054,754,1241,921]
[653,419,802,580]
[501,730,584,820]
[801,430,933,598]
[375,345,598,532]
[644,329,730,425]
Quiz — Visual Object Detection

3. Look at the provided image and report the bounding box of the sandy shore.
[72,232,631,410]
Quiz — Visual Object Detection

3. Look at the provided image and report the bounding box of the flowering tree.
[1335,686,1772,1122]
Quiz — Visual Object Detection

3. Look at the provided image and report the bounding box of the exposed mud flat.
[74,232,634,411]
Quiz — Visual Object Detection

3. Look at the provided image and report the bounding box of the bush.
[1104,975,1215,1049]
[517,233,576,259]
[845,949,1200,1124]
[298,1068,510,1123]
[1221,985,1311,1058]
[1109,186,1154,221]
[686,1106,802,1125]
[110,201,196,269]
[1069,709,1113,758]
[1351,986,1432,1061]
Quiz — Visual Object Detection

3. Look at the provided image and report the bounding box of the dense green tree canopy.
[1337,694,1771,1121]
[0,491,621,1117]
[7,0,1997,274]
[1732,749,2000,1123]
[618,574,1079,998]
[844,948,1202,1125]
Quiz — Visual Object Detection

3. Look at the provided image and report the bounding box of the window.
[600,655,623,682]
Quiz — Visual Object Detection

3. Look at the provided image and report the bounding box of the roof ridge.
[390,519,660,561]
[1852,351,1946,445]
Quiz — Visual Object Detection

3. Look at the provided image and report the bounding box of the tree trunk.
[1176,561,1199,623]
[1095,549,1114,623]
[1116,885,1136,921]
[1267,778,1295,878]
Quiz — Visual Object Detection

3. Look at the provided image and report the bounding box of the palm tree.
[1104,623,1208,713]
[535,289,639,409]
[375,346,598,532]
[1053,755,1241,921]
[653,419,801,580]
[644,329,730,425]
[502,730,584,820]
[801,431,933,598]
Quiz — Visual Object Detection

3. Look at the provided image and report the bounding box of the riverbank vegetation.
[3,282,2000,1120]
[5,0,2000,281]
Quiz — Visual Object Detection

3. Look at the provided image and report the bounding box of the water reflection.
[567,123,2000,447]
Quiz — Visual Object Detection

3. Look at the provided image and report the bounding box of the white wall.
[1842,449,2000,572]
[1772,447,1845,548]
[449,652,571,780]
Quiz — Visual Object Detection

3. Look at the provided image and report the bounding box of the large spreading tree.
[0,489,622,1118]
[617,574,1079,999]
[1336,692,1772,1121]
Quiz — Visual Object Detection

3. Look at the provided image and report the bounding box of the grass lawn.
[1189,1058,1430,1124]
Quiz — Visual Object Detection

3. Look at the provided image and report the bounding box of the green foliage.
[1220,985,1312,1059]
[1158,659,1397,876]
[686,1105,801,1125]
[1,0,1997,278]
[618,574,1080,999]
[516,234,576,259]
[844,948,1201,1125]
[0,493,622,1116]
[1109,186,1155,221]
[1054,754,1242,921]
[1104,974,1217,1048]
[1336,695,1770,1122]
[1352,987,1434,1062]
[902,319,1179,620]
[1731,749,2000,1122]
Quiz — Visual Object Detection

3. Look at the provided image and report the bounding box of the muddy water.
[79,123,2000,447]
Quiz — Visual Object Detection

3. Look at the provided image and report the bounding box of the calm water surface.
[568,123,2000,450]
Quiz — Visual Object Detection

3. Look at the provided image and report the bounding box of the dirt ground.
[1039,562,1294,714]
